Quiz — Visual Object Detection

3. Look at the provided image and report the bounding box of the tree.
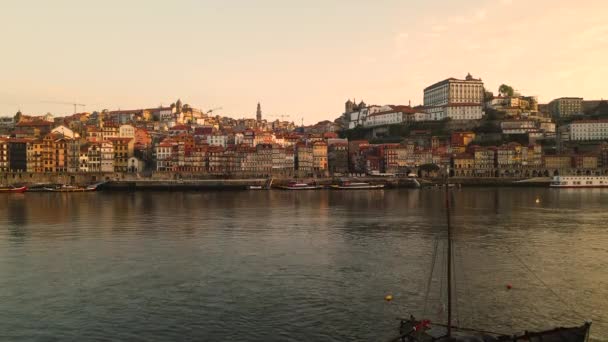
[498,84,514,97]
[484,90,494,101]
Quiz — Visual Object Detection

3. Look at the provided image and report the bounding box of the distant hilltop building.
[423,73,485,120]
[548,97,583,118]
[344,99,366,114]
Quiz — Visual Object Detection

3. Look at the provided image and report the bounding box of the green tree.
[498,84,514,97]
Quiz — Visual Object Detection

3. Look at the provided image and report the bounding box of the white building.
[0,116,14,129]
[78,149,89,172]
[423,73,485,120]
[568,120,608,141]
[119,124,136,138]
[51,125,78,139]
[100,141,114,172]
[207,134,228,147]
[128,156,145,172]
[155,140,175,171]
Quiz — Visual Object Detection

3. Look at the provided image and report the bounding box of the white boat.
[330,182,384,190]
[248,178,273,190]
[279,181,324,190]
[550,175,608,188]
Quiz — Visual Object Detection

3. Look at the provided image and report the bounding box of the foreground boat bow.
[394,317,591,342]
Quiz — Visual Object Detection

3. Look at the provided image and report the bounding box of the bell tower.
[256,102,262,121]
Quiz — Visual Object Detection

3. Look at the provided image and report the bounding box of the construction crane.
[268,114,290,119]
[205,107,222,115]
[41,101,86,114]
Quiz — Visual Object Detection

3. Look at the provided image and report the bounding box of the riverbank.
[2,172,554,190]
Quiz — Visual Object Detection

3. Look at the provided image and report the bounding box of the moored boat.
[0,185,27,193]
[330,181,384,190]
[43,184,96,192]
[550,175,608,188]
[279,181,324,190]
[389,167,592,342]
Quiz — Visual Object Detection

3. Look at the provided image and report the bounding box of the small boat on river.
[0,185,27,193]
[330,181,384,190]
[279,181,324,190]
[43,185,94,192]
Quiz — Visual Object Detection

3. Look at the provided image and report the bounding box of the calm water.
[0,189,607,341]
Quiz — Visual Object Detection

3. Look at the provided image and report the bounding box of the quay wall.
[0,172,561,189]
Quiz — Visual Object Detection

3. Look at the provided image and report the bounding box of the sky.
[1,0,607,123]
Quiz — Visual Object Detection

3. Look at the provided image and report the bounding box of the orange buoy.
[506,284,513,290]
[384,294,393,302]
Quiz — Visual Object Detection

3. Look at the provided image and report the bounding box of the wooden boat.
[279,181,324,190]
[43,184,95,192]
[390,168,591,342]
[248,178,273,190]
[0,185,27,193]
[330,181,384,190]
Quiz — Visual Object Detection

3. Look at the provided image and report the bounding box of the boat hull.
[550,176,608,188]
[0,186,27,193]
[279,186,324,190]
[330,185,384,190]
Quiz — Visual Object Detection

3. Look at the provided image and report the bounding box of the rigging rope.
[506,245,587,322]
[452,240,460,327]
[457,241,476,329]
[423,237,440,317]
[438,241,446,319]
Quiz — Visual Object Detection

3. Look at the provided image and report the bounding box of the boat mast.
[445,165,452,338]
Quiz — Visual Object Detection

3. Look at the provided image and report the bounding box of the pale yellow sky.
[1,0,607,123]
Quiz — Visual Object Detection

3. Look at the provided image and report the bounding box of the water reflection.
[0,189,606,341]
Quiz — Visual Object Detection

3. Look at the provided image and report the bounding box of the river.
[0,188,606,341]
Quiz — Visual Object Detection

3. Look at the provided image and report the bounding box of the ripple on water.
[0,189,606,341]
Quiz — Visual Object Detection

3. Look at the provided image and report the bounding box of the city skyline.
[1,0,608,123]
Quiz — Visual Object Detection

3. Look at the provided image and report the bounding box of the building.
[0,138,9,172]
[312,141,328,172]
[256,102,262,122]
[548,97,583,118]
[207,134,228,148]
[100,141,115,172]
[128,157,145,172]
[41,133,70,172]
[296,143,313,175]
[15,120,53,137]
[567,120,608,141]
[8,139,29,172]
[108,137,134,172]
[328,142,349,174]
[119,124,136,138]
[471,146,496,176]
[451,132,476,147]
[423,73,485,120]
[544,155,572,170]
[452,153,474,176]
[572,155,598,170]
[27,139,44,172]
[51,125,78,139]
[155,139,176,171]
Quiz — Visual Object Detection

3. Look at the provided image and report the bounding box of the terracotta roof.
[16,120,53,127]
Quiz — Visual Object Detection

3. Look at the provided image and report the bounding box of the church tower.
[256,102,262,121]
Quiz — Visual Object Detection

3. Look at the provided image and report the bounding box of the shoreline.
[2,172,555,190]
